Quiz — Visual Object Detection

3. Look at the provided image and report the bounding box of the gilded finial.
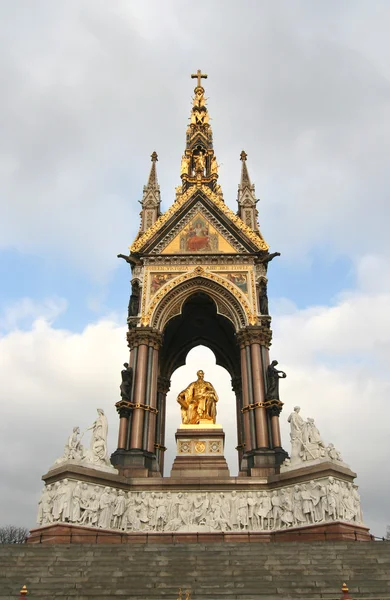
[19,586,28,597]
[151,151,158,162]
[340,582,352,599]
[240,150,247,161]
[185,591,192,600]
[177,588,183,600]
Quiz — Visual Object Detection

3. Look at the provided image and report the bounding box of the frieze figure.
[266,360,287,401]
[177,370,218,424]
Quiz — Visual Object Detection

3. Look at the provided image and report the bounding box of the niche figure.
[128,281,140,317]
[120,362,133,401]
[266,360,287,401]
[259,281,269,315]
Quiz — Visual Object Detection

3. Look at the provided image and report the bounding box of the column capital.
[265,399,284,417]
[157,376,171,394]
[236,325,272,349]
[127,327,163,350]
[231,375,242,394]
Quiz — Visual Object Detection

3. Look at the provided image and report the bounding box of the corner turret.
[237,150,259,230]
[139,151,161,233]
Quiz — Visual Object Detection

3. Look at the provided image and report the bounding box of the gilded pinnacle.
[240,150,247,161]
[151,151,158,162]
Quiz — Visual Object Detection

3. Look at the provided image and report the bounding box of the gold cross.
[191,69,208,87]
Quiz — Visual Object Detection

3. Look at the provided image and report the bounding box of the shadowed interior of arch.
[164,345,239,476]
[159,291,240,380]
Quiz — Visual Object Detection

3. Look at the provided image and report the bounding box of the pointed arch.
[150,276,248,332]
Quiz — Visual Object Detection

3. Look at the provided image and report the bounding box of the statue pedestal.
[170,424,230,478]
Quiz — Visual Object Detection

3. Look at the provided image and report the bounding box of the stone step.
[2,542,390,600]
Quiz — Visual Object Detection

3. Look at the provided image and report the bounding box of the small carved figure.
[98,487,113,529]
[194,152,205,174]
[128,281,140,317]
[259,281,269,315]
[210,155,218,175]
[177,370,218,424]
[266,360,286,401]
[180,154,190,176]
[117,253,135,266]
[71,482,82,522]
[260,252,281,265]
[327,443,343,462]
[54,426,84,465]
[120,362,133,401]
[85,409,109,466]
[112,490,126,529]
[301,418,326,460]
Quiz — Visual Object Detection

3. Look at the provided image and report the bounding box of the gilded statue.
[177,370,218,424]
[210,155,218,175]
[180,154,190,176]
[194,152,205,174]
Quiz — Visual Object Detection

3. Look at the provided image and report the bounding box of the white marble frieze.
[36,476,363,533]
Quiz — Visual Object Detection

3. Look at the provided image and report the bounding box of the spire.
[237,150,259,230]
[147,151,159,187]
[178,71,222,199]
[139,151,161,233]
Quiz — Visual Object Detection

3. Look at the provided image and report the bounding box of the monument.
[29,71,370,543]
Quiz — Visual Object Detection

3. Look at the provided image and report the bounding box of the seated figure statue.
[177,370,218,424]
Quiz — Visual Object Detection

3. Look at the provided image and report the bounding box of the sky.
[1,0,390,537]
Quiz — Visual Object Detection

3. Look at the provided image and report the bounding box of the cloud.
[1,1,390,278]
[0,297,67,332]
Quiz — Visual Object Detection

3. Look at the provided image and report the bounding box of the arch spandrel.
[145,271,253,332]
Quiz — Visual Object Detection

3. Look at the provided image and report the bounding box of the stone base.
[28,521,372,544]
[110,448,161,478]
[34,462,368,542]
[170,426,230,478]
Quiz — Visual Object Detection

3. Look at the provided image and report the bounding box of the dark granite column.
[250,342,269,448]
[155,376,170,475]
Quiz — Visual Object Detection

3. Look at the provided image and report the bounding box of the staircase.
[1,541,390,600]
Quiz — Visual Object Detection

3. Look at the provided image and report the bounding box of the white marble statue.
[36,475,364,534]
[54,426,84,466]
[85,409,110,466]
[50,409,116,473]
[284,407,347,470]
